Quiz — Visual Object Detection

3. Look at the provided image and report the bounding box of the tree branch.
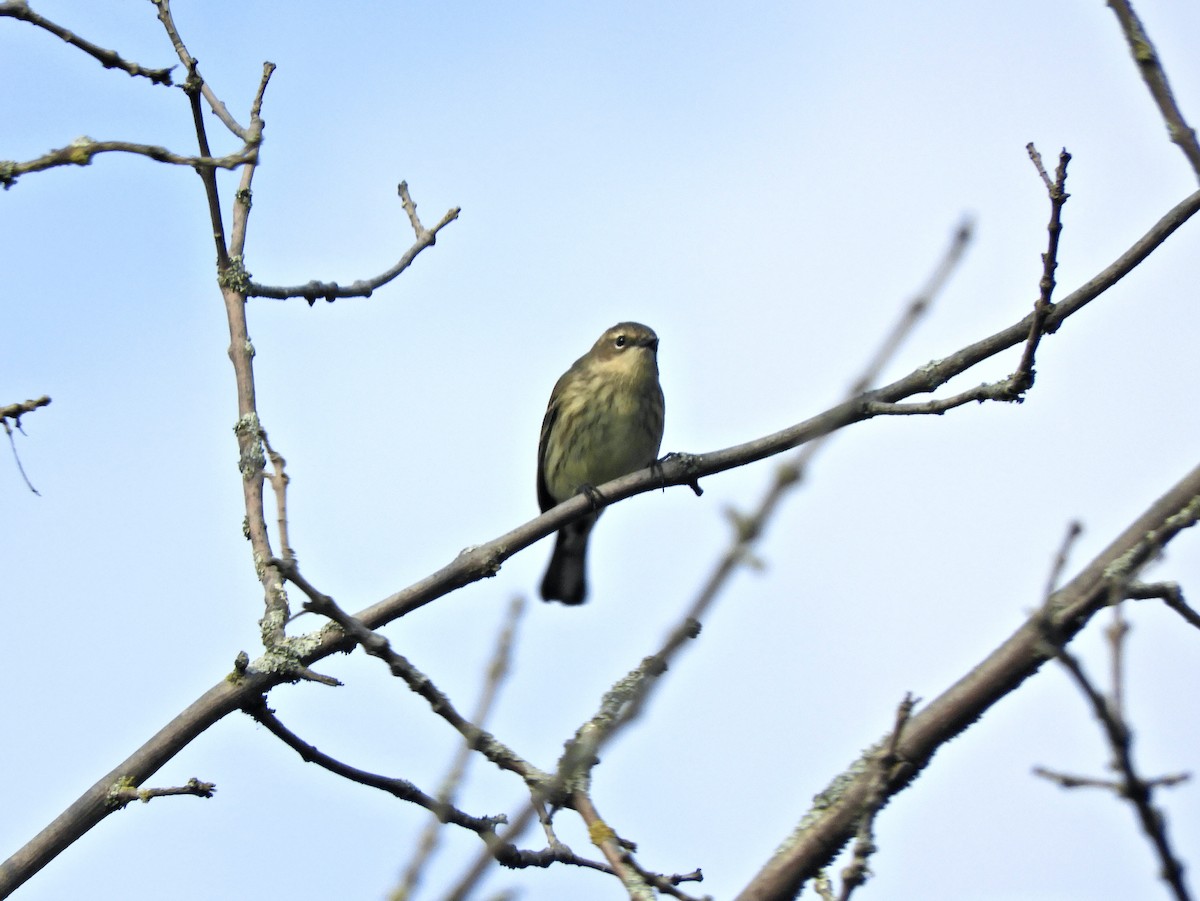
[0,396,51,424]
[245,701,508,836]
[246,182,461,304]
[0,137,257,189]
[0,1,174,84]
[1035,608,1193,901]
[1107,0,1200,180]
[104,777,215,810]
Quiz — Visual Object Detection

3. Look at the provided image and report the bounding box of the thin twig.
[1033,766,1189,791]
[1044,521,1084,601]
[1126,581,1200,631]
[1037,635,1192,901]
[245,701,508,835]
[573,791,657,901]
[247,183,461,303]
[1010,145,1071,396]
[260,430,294,565]
[2,396,51,495]
[105,777,214,809]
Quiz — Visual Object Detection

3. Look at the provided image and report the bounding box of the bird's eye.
[614,335,627,348]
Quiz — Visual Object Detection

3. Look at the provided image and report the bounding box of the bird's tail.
[540,516,597,605]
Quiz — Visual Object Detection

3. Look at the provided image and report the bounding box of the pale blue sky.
[4,2,1200,900]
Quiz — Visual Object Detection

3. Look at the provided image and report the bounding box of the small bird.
[537,322,666,604]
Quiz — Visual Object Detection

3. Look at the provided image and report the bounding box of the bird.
[537,322,666,604]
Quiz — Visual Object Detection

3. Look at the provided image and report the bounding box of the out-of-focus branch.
[391,597,526,901]
[1107,0,1200,181]
[0,396,51,424]
[834,695,917,901]
[1124,580,1200,631]
[260,430,294,566]
[0,1,174,84]
[2,396,51,495]
[247,183,461,304]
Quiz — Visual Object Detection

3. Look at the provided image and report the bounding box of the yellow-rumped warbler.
[537,322,665,604]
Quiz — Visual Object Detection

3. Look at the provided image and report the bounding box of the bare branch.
[105,776,215,809]
[247,182,461,303]
[2,396,51,495]
[1107,0,1200,180]
[1044,521,1085,600]
[0,396,51,424]
[276,561,551,792]
[1034,766,1189,792]
[260,430,294,566]
[245,701,508,836]
[863,380,1019,415]
[151,0,252,140]
[571,791,657,901]
[0,1,174,84]
[0,137,257,189]
[443,226,974,901]
[1124,581,1200,631]
[1010,145,1071,397]
[1036,613,1193,901]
